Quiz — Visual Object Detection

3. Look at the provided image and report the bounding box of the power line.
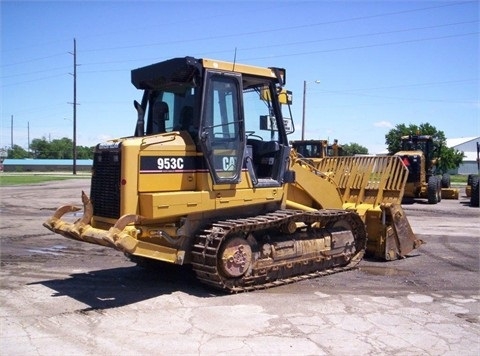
[321,79,478,93]
[1,52,68,68]
[75,20,477,69]
[2,28,476,88]
[77,1,475,53]
[3,0,474,67]
[0,73,68,87]
[234,20,478,54]
[317,88,477,104]
[79,1,476,54]
[0,66,71,79]
[242,31,479,62]
[3,18,476,80]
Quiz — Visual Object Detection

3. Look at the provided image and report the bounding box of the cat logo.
[222,156,237,171]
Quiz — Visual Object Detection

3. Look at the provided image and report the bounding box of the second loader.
[291,139,343,158]
[44,56,422,292]
[394,134,459,204]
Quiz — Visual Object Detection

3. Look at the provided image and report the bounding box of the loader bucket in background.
[302,155,424,260]
[441,188,459,200]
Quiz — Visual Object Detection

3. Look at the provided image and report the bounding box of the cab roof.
[131,56,286,90]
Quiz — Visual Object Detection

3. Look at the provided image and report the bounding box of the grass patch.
[0,174,90,186]
[449,174,468,184]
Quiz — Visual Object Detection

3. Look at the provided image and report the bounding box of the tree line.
[5,122,465,174]
[6,137,94,159]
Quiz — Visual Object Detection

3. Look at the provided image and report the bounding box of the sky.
[1,0,479,154]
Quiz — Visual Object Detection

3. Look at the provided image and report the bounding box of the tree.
[385,122,444,154]
[341,142,368,156]
[385,122,464,173]
[437,144,464,174]
[30,137,52,158]
[7,145,29,158]
[30,137,94,159]
[77,145,94,159]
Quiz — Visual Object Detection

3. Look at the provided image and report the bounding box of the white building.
[447,136,479,175]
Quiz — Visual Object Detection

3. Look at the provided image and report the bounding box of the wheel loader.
[291,139,343,158]
[44,56,422,292]
[394,134,459,204]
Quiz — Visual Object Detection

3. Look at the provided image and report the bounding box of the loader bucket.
[289,154,424,260]
[43,191,143,253]
[364,203,423,260]
[441,188,459,200]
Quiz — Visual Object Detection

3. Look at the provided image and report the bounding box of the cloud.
[373,120,394,128]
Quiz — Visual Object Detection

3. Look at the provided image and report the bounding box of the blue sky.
[1,0,478,154]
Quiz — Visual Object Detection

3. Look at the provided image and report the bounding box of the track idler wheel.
[218,237,252,278]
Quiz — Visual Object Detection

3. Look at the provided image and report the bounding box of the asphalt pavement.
[0,179,478,355]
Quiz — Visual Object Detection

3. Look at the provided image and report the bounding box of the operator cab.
[400,134,436,173]
[131,57,294,188]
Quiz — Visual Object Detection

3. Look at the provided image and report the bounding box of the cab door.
[199,71,245,185]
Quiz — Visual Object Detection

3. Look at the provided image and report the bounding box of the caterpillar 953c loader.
[44,57,422,292]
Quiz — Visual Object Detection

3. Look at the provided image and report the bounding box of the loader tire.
[441,173,451,188]
[437,176,442,203]
[467,174,475,186]
[471,175,479,207]
[427,176,439,204]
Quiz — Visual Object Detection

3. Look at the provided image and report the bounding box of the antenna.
[232,47,237,71]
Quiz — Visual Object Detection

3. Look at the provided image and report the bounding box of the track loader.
[44,57,422,292]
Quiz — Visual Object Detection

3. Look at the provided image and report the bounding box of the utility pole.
[11,115,13,148]
[301,80,320,141]
[69,38,78,175]
[73,38,77,175]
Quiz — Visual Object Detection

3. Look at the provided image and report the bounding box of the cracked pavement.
[1,179,479,355]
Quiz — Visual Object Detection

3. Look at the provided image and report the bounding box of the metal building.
[447,136,480,175]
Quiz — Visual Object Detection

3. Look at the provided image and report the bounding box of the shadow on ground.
[30,264,222,310]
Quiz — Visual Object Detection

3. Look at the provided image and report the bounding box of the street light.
[301,79,320,140]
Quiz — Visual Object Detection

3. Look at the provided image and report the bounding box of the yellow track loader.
[44,57,422,292]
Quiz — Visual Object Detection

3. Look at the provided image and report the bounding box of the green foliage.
[385,122,464,173]
[438,146,465,173]
[7,145,29,158]
[341,142,368,156]
[385,122,446,154]
[76,145,94,159]
[29,137,94,159]
[6,137,93,159]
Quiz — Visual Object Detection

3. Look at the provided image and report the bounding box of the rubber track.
[190,209,367,292]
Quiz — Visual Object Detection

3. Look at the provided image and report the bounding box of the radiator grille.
[90,145,121,219]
